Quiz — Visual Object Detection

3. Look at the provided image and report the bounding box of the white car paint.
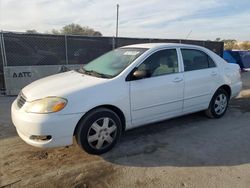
[11,43,242,148]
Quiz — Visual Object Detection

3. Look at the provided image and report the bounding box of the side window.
[138,49,178,77]
[208,56,216,67]
[181,49,214,71]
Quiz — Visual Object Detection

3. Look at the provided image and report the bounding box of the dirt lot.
[1,72,250,188]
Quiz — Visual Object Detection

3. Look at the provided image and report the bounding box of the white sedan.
[11,43,242,154]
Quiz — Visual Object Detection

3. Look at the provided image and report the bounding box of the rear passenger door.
[181,48,219,113]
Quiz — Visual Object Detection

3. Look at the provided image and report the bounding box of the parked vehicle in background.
[11,43,242,154]
[223,50,250,70]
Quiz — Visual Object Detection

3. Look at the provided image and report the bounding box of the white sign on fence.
[4,64,82,95]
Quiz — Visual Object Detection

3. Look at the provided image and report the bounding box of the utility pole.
[116,4,119,38]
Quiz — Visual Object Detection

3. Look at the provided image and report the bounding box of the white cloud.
[0,0,249,40]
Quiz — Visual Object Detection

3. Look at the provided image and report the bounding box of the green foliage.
[239,41,250,50]
[26,29,38,34]
[222,39,238,50]
[215,38,250,50]
[51,29,60,35]
[51,23,102,37]
[215,38,221,41]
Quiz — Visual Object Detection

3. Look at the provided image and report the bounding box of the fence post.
[0,32,6,67]
[112,36,115,50]
[0,32,7,94]
[65,34,69,65]
[0,32,4,66]
[2,33,7,67]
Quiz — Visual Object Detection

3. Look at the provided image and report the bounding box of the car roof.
[121,43,203,50]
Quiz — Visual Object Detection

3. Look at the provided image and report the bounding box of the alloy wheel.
[87,117,117,150]
[214,93,227,115]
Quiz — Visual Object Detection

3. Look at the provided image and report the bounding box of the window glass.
[138,49,178,77]
[82,48,147,78]
[181,49,211,71]
[208,56,216,67]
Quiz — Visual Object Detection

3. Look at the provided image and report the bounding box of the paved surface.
[0,72,250,188]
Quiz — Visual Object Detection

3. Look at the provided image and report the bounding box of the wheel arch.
[73,104,126,135]
[217,84,231,98]
[205,84,231,118]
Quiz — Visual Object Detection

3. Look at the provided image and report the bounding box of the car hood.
[22,70,107,101]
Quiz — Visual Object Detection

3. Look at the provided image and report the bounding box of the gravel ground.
[0,72,250,188]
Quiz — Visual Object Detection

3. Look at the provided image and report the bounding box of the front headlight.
[25,97,67,114]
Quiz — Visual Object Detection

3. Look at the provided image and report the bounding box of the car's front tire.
[205,88,229,118]
[75,108,122,155]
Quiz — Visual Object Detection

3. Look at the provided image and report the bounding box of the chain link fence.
[0,31,224,95]
[116,37,224,56]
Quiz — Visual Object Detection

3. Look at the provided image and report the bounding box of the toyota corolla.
[11,43,242,154]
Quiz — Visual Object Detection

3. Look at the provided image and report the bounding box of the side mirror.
[132,70,148,80]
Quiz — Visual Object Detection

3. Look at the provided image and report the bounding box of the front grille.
[17,92,26,108]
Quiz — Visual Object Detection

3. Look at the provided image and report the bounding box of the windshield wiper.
[77,68,85,74]
[79,68,112,78]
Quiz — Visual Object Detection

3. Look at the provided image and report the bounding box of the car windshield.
[78,48,147,78]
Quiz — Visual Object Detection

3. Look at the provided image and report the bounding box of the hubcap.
[214,94,227,115]
[87,117,117,150]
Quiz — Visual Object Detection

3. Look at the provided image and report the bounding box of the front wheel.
[205,88,229,118]
[75,108,122,155]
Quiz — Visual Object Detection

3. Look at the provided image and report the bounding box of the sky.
[0,0,250,41]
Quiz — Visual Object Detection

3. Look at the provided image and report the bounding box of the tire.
[75,108,122,155]
[205,88,229,118]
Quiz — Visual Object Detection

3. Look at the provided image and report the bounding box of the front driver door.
[129,48,184,126]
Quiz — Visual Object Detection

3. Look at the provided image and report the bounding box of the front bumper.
[11,99,84,148]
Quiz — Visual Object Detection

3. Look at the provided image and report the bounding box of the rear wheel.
[205,88,229,118]
[75,108,122,155]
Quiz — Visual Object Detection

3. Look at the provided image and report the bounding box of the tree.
[51,29,60,35]
[26,29,38,34]
[215,38,221,41]
[239,41,250,50]
[51,23,102,36]
[222,39,238,50]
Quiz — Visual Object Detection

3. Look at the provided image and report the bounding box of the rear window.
[181,49,216,71]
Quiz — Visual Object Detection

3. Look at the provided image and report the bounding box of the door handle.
[211,71,217,76]
[173,77,183,82]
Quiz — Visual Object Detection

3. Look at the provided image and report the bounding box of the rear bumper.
[231,81,242,98]
[11,99,84,148]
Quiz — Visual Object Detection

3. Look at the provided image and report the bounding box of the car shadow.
[102,98,250,167]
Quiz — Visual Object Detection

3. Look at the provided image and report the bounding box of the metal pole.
[115,4,119,48]
[0,33,4,66]
[0,32,6,94]
[112,36,115,50]
[116,4,119,38]
[185,30,192,40]
[1,33,7,66]
[65,34,68,65]
[0,32,7,67]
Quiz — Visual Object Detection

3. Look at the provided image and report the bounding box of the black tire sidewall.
[210,89,229,118]
[76,108,122,155]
